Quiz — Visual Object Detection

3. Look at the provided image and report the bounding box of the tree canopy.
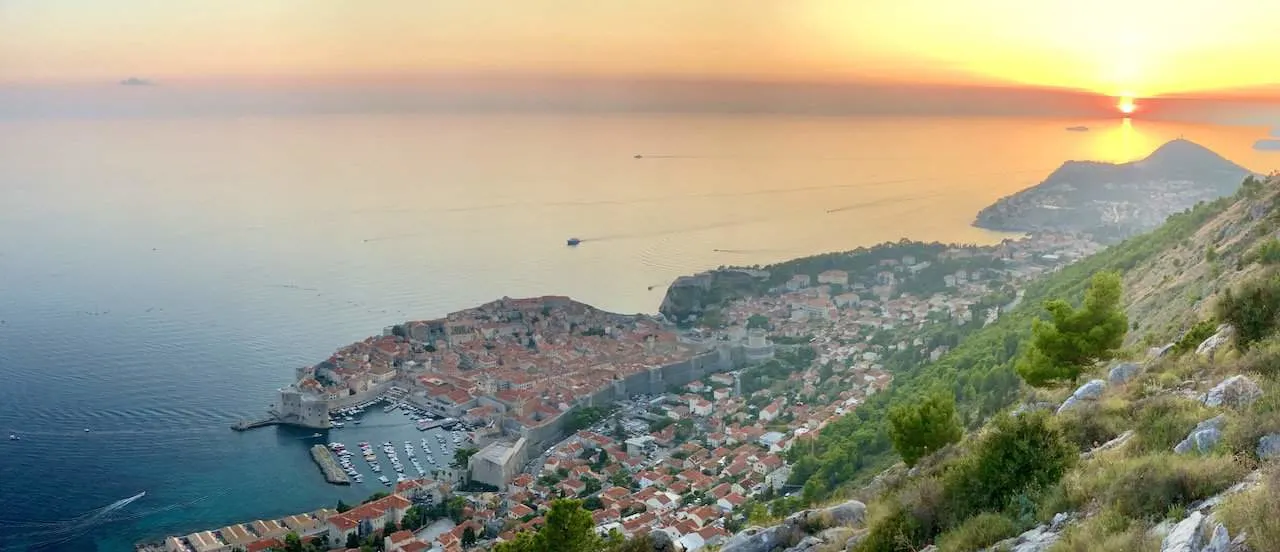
[494,499,600,552]
[1016,271,1127,386]
[887,391,962,467]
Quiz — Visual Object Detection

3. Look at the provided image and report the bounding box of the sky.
[3,1,1280,118]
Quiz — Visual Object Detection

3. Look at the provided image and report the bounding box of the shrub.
[1248,237,1280,265]
[1049,509,1159,552]
[1218,468,1280,552]
[856,478,949,552]
[1217,270,1280,347]
[1129,395,1209,454]
[945,411,1076,517]
[1238,337,1280,378]
[935,513,1019,552]
[1171,319,1219,356]
[1066,454,1244,521]
[1222,377,1280,457]
[1055,398,1128,452]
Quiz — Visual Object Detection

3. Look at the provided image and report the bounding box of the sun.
[1117,96,1137,115]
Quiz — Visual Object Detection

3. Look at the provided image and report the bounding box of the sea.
[0,112,1276,551]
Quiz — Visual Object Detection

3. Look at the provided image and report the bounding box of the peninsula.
[973,139,1253,240]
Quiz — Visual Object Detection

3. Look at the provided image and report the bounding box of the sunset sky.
[3,1,1280,117]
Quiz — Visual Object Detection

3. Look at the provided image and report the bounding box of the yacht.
[428,456,436,464]
[378,475,390,486]
[396,473,407,483]
[330,422,344,428]
[8,434,17,441]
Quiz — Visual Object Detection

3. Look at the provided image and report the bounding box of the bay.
[0,113,1273,551]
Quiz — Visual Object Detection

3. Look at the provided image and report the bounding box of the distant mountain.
[974,139,1254,240]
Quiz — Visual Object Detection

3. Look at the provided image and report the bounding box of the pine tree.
[887,391,963,466]
[1016,271,1127,386]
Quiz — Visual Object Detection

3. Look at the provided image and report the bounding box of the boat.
[311,433,323,438]
[84,428,90,432]
[634,154,643,159]
[330,422,344,428]
[1065,125,1090,132]
[8,434,17,441]
[378,475,391,486]
[566,238,581,246]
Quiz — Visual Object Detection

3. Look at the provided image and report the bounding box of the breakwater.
[309,445,350,485]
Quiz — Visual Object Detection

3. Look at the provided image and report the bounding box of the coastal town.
[154,232,1102,552]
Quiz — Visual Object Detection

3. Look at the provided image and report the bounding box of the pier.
[309,445,350,485]
[230,417,280,431]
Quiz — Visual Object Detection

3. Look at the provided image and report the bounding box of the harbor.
[298,394,475,488]
[308,445,350,485]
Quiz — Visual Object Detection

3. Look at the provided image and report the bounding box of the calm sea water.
[0,113,1275,551]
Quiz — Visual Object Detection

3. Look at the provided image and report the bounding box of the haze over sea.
[0,112,1275,551]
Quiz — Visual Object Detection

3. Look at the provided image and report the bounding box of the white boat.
[330,422,344,428]
[396,473,407,482]
[378,476,391,485]
[8,434,16,441]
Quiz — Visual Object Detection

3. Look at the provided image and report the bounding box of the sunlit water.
[0,113,1274,551]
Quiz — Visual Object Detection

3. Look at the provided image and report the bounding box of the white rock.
[1057,379,1106,414]
[1204,375,1262,409]
[1174,416,1225,455]
[1201,523,1230,552]
[1160,511,1204,552]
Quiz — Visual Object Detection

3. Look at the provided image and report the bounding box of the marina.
[296,399,475,487]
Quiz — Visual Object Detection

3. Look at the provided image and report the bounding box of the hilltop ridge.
[974,139,1254,241]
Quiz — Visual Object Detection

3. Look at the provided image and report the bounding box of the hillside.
[713,175,1280,552]
[973,139,1253,241]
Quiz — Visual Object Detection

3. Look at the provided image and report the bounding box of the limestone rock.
[721,525,787,552]
[1057,379,1107,414]
[1150,343,1175,359]
[1204,375,1262,409]
[1160,511,1204,552]
[1174,416,1225,455]
[818,499,866,528]
[1258,434,1280,460]
[1196,325,1234,359]
[983,523,1063,552]
[1108,362,1141,385]
[1082,430,1134,460]
[1202,523,1231,552]
[782,535,823,552]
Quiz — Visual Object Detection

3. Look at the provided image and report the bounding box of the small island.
[1065,125,1090,132]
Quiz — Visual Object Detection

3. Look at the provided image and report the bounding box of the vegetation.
[1217,269,1280,347]
[785,198,1232,504]
[1219,468,1280,552]
[1016,272,1128,386]
[856,411,1075,552]
[453,447,480,468]
[565,406,608,432]
[887,391,962,467]
[495,499,642,552]
[1171,318,1219,356]
[934,513,1018,552]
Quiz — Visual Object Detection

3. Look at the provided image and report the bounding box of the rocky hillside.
[701,175,1280,552]
[974,139,1253,240]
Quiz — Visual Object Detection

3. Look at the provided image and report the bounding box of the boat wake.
[0,492,146,550]
[0,490,227,551]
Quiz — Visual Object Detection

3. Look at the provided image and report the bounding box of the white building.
[469,438,527,488]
